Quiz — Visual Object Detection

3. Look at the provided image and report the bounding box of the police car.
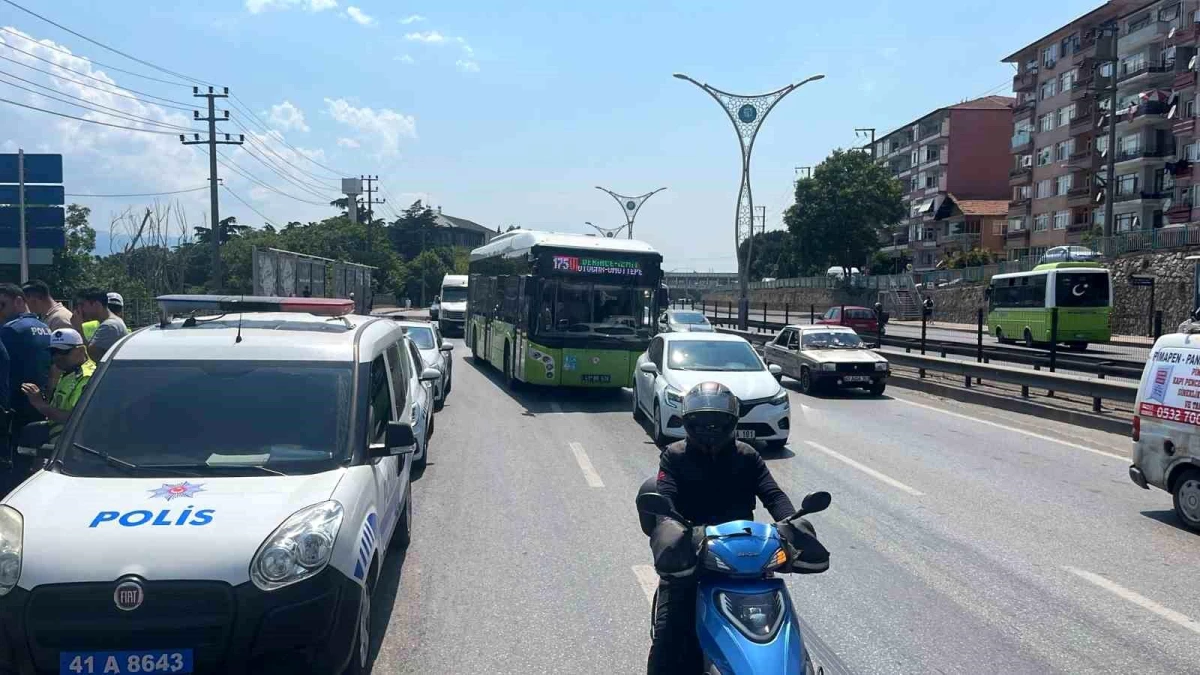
[1,295,441,675]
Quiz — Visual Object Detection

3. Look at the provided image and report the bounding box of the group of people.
[0,281,129,459]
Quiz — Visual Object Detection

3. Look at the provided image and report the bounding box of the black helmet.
[681,382,740,452]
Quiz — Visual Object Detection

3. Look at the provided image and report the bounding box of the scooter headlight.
[702,548,733,572]
[716,590,786,643]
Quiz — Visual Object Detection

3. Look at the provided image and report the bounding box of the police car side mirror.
[370,421,416,459]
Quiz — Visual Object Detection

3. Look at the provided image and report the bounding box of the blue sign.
[0,154,63,184]
[0,206,64,228]
[737,104,758,124]
[0,185,64,205]
[89,508,215,528]
[0,228,65,248]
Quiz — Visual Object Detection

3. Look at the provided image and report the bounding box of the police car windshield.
[62,360,353,477]
[402,326,435,350]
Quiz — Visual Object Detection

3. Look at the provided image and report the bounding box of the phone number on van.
[1139,402,1200,426]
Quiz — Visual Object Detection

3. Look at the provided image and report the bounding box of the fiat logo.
[113,579,144,612]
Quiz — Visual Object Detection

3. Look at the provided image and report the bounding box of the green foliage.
[736,230,803,280]
[946,248,1000,269]
[387,200,439,260]
[868,250,910,275]
[784,149,905,274]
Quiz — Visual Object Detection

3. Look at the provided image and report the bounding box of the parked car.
[763,325,890,396]
[656,309,714,333]
[633,332,789,451]
[1040,245,1100,264]
[816,306,880,335]
[393,319,454,411]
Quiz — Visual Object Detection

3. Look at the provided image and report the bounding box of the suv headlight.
[770,389,789,406]
[665,386,684,408]
[251,501,344,591]
[875,361,888,371]
[820,362,837,371]
[716,590,786,643]
[0,507,22,595]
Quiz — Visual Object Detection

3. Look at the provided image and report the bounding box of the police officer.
[20,329,94,441]
[0,284,51,432]
[646,382,827,674]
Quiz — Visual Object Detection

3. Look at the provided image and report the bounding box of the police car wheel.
[345,572,374,674]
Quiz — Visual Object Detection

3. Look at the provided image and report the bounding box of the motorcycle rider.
[646,381,826,674]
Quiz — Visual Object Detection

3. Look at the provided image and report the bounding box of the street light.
[673,72,825,329]
[585,221,626,239]
[595,186,667,239]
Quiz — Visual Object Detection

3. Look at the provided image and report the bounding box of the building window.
[1056,174,1073,195]
[993,220,1005,235]
[1119,134,1141,155]
[1116,212,1139,232]
[1053,210,1070,230]
[1096,135,1110,155]
[1034,213,1050,231]
[1008,216,1025,232]
[1121,52,1146,78]
[1037,146,1052,166]
[1043,44,1058,68]
[910,178,919,192]
[1039,113,1055,132]
[1128,14,1152,34]
[1117,173,1138,195]
[911,150,919,165]
[1040,79,1057,101]
[1159,3,1181,22]
[1186,99,1197,119]
[1015,119,1033,136]
[1055,139,1074,161]
[925,173,938,189]
[1187,143,1200,162]
[1014,185,1031,200]
[1060,70,1075,92]
[1058,104,1076,127]
[1036,179,1052,199]
[924,146,940,162]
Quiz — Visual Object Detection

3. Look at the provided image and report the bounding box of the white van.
[439,274,469,335]
[1130,330,1200,531]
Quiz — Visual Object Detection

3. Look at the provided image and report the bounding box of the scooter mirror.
[636,492,676,519]
[800,491,832,515]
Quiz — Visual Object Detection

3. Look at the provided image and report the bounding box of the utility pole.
[1099,22,1119,240]
[181,86,243,292]
[360,175,385,252]
[794,166,812,183]
[855,127,877,159]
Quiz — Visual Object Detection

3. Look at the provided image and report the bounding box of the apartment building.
[1003,0,1200,261]
[873,96,1014,271]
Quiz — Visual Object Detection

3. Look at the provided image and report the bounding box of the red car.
[816,306,880,334]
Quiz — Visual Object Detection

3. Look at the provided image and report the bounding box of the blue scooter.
[637,490,831,675]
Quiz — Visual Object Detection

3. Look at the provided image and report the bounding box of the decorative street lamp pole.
[595,186,667,240]
[673,72,824,329]
[585,221,627,239]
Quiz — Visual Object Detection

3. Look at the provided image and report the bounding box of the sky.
[0,0,1108,271]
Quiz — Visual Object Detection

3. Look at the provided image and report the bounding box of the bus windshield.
[1054,272,1109,308]
[536,281,651,338]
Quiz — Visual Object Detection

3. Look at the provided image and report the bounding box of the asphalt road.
[365,336,1200,674]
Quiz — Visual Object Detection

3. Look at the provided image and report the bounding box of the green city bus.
[467,231,664,388]
[987,262,1112,350]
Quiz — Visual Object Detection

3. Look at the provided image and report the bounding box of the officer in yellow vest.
[20,328,96,440]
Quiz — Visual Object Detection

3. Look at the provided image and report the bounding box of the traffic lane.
[372,340,653,675]
[769,388,1200,674]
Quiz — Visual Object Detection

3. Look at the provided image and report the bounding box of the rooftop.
[948,195,1011,216]
[879,95,1015,142]
[1000,0,1148,62]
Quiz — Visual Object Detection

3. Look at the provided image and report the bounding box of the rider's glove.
[777,517,830,574]
[649,519,700,578]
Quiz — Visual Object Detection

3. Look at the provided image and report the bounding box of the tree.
[784,149,904,275]
[37,203,98,294]
[387,200,439,260]
[194,216,250,245]
[736,230,801,280]
[406,249,447,306]
[868,250,910,275]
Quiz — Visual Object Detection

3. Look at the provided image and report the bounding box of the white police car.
[1,295,442,675]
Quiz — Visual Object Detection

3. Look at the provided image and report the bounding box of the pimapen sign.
[113,579,144,611]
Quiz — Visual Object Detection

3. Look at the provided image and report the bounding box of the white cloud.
[344,6,375,26]
[399,14,424,24]
[337,137,361,148]
[395,54,415,64]
[246,0,336,14]
[404,30,445,43]
[265,101,309,132]
[324,98,416,157]
[455,59,479,73]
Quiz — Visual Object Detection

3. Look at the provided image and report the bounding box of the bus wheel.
[503,343,517,390]
[1067,342,1088,352]
[995,327,1011,345]
[1023,328,1035,349]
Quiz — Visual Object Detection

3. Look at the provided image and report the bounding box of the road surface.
[363,337,1200,674]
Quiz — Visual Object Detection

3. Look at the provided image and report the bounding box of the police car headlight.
[251,501,344,591]
[0,506,22,595]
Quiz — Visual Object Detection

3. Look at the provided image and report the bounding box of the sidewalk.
[890,319,1156,347]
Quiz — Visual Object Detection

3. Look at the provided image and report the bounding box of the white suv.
[4,295,441,675]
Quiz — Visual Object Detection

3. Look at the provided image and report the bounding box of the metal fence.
[252,247,375,314]
[1091,224,1200,257]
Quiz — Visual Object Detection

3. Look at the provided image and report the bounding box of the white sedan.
[633,332,790,451]
[394,320,454,410]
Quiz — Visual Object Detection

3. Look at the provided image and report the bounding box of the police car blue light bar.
[156,295,356,317]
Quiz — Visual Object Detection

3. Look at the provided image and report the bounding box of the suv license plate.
[843,375,871,383]
[736,430,756,439]
[61,650,193,674]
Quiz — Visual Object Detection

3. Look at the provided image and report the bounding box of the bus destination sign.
[552,254,643,277]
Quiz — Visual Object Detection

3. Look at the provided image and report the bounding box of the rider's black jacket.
[656,439,796,526]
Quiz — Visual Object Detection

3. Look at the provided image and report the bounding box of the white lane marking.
[568,442,604,488]
[550,401,563,413]
[1065,566,1200,636]
[804,441,924,496]
[632,565,658,604]
[890,396,1127,461]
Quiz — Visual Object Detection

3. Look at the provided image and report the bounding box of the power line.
[222,184,279,229]
[0,0,209,86]
[0,71,199,132]
[0,27,193,87]
[235,143,338,200]
[0,95,180,134]
[228,93,348,177]
[230,117,341,188]
[211,148,332,206]
[0,53,193,111]
[65,186,208,197]
[0,41,193,109]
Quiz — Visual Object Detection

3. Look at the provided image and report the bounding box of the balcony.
[1009,166,1032,185]
[1175,117,1196,137]
[1167,22,1200,46]
[1167,201,1193,222]
[1114,189,1168,203]
[1071,86,1093,103]
[1013,70,1038,92]
[1174,69,1196,90]
[1115,146,1174,163]
[1011,133,1033,152]
[1118,64,1173,86]
[1119,20,1170,53]
[1005,228,1031,242]
[1069,112,1095,133]
[1014,98,1037,115]
[919,155,945,172]
[1069,216,1094,233]
[1068,185,1094,206]
[1067,149,1094,168]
